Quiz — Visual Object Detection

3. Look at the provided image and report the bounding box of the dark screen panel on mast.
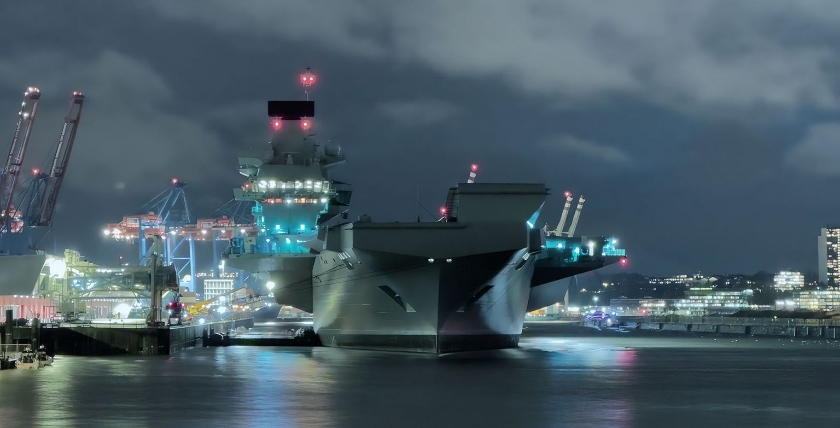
[267,101,315,119]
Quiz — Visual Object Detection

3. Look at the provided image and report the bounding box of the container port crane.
[0,87,40,232]
[32,92,85,227]
[104,179,258,290]
[0,89,85,256]
[104,179,198,289]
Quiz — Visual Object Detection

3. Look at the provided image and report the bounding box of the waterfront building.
[818,226,840,285]
[773,271,805,292]
[611,287,755,316]
[203,278,235,300]
[793,289,840,311]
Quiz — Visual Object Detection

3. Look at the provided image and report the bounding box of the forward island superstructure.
[222,70,351,312]
[223,70,626,353]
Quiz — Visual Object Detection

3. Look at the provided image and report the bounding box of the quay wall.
[3,318,254,356]
[629,321,840,339]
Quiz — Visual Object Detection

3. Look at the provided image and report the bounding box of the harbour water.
[1,323,839,427]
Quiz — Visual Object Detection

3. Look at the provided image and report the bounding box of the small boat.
[17,348,38,370]
[36,346,53,367]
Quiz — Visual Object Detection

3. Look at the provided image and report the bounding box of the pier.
[1,317,255,358]
[592,316,840,339]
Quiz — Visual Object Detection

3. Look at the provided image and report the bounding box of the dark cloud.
[0,1,839,276]
[785,123,840,176]
[146,0,840,110]
[539,135,633,166]
[375,99,461,127]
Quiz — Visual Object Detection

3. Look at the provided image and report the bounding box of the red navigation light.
[620,257,627,266]
[271,118,282,130]
[440,207,447,216]
[471,164,478,172]
[300,69,316,87]
[32,168,39,175]
[300,119,312,131]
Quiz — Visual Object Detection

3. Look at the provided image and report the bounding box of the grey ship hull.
[223,252,316,312]
[248,183,624,354]
[313,248,535,353]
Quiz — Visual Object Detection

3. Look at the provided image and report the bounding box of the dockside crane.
[104,179,197,289]
[33,92,85,227]
[104,179,258,290]
[0,87,41,231]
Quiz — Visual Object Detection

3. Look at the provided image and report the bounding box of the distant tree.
[751,288,777,305]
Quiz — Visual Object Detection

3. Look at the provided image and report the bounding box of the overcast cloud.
[2,1,840,275]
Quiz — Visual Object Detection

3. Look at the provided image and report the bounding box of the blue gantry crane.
[105,178,198,291]
[212,198,254,278]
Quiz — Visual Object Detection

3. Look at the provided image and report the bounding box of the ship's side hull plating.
[313,248,535,353]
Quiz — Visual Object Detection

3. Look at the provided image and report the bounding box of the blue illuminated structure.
[105,179,197,291]
[544,236,626,263]
[222,74,352,306]
[211,198,253,280]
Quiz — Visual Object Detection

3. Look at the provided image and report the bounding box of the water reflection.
[2,334,840,427]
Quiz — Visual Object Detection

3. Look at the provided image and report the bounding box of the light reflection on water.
[1,334,840,427]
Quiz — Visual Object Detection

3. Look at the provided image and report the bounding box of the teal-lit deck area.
[544,236,625,263]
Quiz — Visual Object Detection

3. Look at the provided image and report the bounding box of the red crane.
[33,91,85,226]
[0,87,40,230]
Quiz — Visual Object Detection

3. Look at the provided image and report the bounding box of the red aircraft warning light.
[564,191,571,197]
[620,257,628,266]
[471,164,478,172]
[171,178,179,185]
[301,118,312,131]
[271,118,282,130]
[440,207,447,216]
[300,68,316,87]
[32,168,39,175]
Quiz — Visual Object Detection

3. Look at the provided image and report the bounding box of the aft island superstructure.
[223,69,626,353]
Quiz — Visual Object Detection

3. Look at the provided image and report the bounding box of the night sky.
[1,1,838,276]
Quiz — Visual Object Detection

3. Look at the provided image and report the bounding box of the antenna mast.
[467,164,478,183]
[300,67,316,101]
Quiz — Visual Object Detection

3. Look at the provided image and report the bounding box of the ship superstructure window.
[250,180,331,194]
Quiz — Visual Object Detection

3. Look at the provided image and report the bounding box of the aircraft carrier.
[223,70,627,353]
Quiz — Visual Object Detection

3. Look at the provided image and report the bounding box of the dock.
[2,318,256,357]
[225,329,321,346]
[587,316,840,339]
